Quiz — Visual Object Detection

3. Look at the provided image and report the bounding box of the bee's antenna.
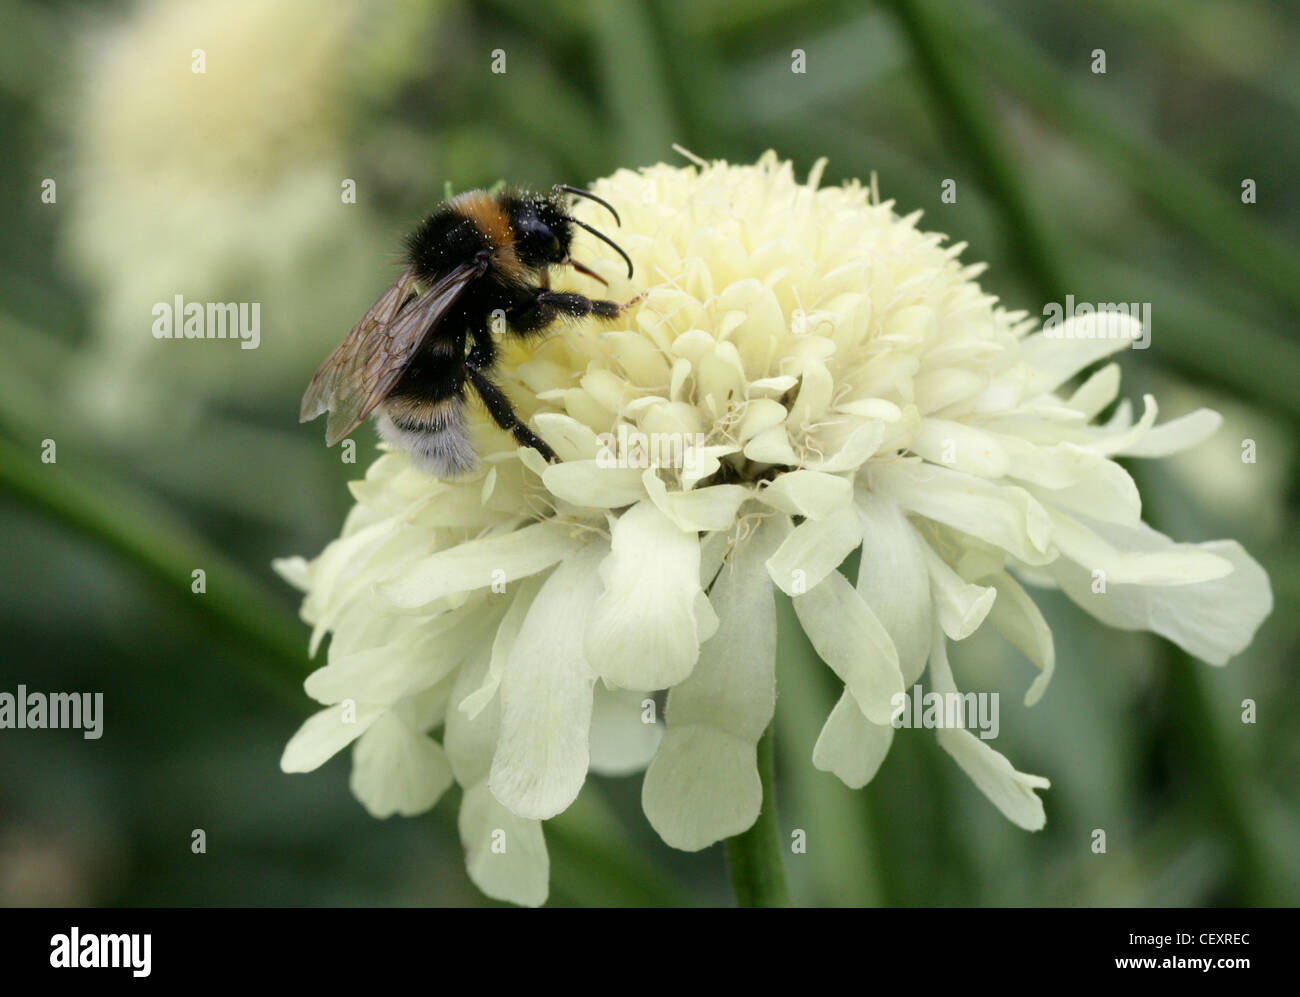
[568,217,634,279]
[553,184,621,227]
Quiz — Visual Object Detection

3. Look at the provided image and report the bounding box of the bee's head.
[508,187,634,280]
[508,195,573,268]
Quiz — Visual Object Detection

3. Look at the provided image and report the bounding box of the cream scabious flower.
[276,152,1272,906]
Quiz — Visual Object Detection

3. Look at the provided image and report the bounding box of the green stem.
[725,724,792,907]
[0,436,309,705]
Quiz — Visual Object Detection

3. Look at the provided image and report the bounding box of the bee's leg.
[535,291,639,321]
[464,361,558,463]
[509,290,640,334]
[466,317,498,368]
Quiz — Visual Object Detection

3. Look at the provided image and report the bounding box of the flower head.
[276,152,1271,906]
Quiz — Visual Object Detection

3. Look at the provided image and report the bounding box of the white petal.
[1020,316,1138,393]
[379,522,575,610]
[926,626,1049,829]
[305,520,410,652]
[640,726,761,852]
[812,690,895,789]
[459,782,549,907]
[642,516,786,851]
[788,357,834,428]
[754,469,853,519]
[794,569,904,724]
[542,460,645,508]
[272,555,311,592]
[765,505,863,596]
[911,418,1010,478]
[305,602,499,707]
[280,701,385,773]
[871,459,1054,565]
[444,646,499,786]
[936,726,1050,831]
[983,570,1056,705]
[681,444,742,490]
[588,685,662,776]
[749,374,799,396]
[457,576,545,721]
[919,539,997,640]
[1119,408,1222,458]
[349,713,454,818]
[855,491,934,685]
[1082,393,1159,456]
[643,469,750,531]
[837,398,903,422]
[1065,363,1120,419]
[394,674,456,734]
[517,444,550,478]
[1012,446,1142,527]
[532,412,601,459]
[1048,508,1232,586]
[699,528,730,588]
[735,398,788,442]
[743,425,799,464]
[586,500,710,690]
[1105,397,1133,430]
[489,542,606,820]
[914,367,984,415]
[806,419,887,472]
[1048,521,1272,665]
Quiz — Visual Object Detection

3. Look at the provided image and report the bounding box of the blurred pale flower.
[276,153,1272,906]
[1154,378,1290,540]
[64,0,440,430]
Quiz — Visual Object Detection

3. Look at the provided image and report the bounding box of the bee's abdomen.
[377,395,477,477]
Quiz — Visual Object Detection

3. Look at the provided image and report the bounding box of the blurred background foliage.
[0,0,1296,907]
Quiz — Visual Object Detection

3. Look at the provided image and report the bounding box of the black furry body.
[378,189,630,474]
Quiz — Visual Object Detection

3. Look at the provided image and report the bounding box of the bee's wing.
[300,261,481,446]
[299,267,417,432]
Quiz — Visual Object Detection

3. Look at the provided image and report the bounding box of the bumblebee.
[300,184,636,475]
